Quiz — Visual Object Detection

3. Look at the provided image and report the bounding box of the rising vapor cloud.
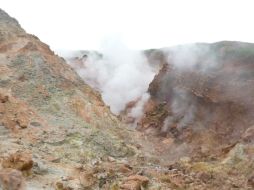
[65,38,156,115]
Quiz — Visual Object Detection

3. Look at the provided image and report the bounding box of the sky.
[1,0,254,51]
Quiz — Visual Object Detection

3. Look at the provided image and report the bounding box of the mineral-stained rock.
[120,181,140,190]
[2,151,33,172]
[54,181,74,190]
[247,176,254,188]
[0,93,8,103]
[120,175,149,190]
[79,169,96,188]
[0,89,32,130]
[139,42,254,159]
[0,8,137,189]
[2,7,254,190]
[0,168,25,190]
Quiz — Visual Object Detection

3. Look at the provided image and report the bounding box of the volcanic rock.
[120,175,149,190]
[2,151,33,172]
[1,7,254,190]
[0,168,25,190]
[139,42,254,159]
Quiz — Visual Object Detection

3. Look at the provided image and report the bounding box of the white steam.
[67,39,155,115]
[171,87,197,128]
[166,43,218,72]
[160,44,216,131]
[129,93,150,119]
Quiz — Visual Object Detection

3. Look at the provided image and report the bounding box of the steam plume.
[66,38,156,115]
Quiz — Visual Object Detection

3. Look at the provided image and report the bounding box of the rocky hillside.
[64,42,254,189]
[1,8,254,190]
[139,42,254,149]
[138,42,254,186]
[0,9,146,190]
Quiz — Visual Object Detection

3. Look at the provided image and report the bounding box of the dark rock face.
[139,42,254,158]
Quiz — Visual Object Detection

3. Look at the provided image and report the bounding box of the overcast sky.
[2,0,254,51]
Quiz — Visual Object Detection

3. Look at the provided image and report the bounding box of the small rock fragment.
[16,112,29,129]
[2,151,33,172]
[0,168,25,190]
[118,164,132,174]
[54,181,73,190]
[120,175,149,190]
[33,160,48,175]
[247,176,254,188]
[30,121,41,127]
[0,94,9,103]
[79,169,96,188]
